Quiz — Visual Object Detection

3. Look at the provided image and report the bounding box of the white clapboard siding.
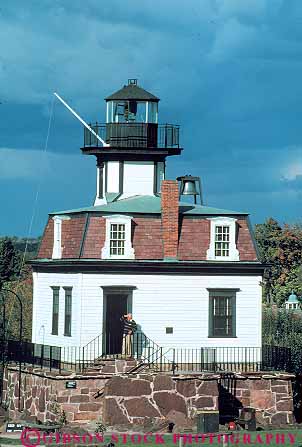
[32,272,82,348]
[106,161,120,192]
[32,272,262,352]
[121,161,154,198]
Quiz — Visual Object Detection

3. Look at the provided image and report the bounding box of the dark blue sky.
[0,0,301,237]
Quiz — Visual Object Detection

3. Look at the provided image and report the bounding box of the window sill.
[64,334,72,337]
[51,333,58,336]
[208,335,237,338]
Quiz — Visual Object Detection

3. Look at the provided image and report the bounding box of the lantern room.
[82,79,181,153]
[106,79,158,124]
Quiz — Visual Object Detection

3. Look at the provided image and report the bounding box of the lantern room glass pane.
[148,102,158,123]
[108,100,148,123]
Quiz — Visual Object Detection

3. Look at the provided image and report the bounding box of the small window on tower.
[110,223,125,256]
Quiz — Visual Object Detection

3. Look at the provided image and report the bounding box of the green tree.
[0,238,21,287]
[255,219,302,305]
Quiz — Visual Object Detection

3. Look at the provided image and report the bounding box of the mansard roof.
[49,195,249,217]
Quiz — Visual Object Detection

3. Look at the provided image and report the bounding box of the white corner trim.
[101,215,135,260]
[206,217,239,261]
[52,215,70,259]
[94,196,107,206]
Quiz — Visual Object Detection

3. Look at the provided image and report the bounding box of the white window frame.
[52,216,62,259]
[52,215,70,259]
[207,217,239,261]
[102,215,135,259]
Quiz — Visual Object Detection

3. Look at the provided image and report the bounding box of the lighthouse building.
[31,80,264,366]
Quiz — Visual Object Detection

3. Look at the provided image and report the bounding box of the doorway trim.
[101,286,137,355]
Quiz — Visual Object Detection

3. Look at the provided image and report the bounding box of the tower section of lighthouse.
[81,79,182,205]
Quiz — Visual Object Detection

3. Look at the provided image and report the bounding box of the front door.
[105,294,128,355]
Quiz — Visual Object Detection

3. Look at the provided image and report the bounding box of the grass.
[1,430,302,447]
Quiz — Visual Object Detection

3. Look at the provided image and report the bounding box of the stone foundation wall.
[2,367,109,423]
[103,374,218,429]
[219,374,294,426]
[2,366,295,430]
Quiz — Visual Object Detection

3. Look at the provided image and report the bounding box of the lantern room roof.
[105,80,160,102]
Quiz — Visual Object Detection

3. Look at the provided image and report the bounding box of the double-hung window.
[207,217,239,261]
[51,287,60,335]
[215,226,230,257]
[64,287,72,337]
[110,223,125,256]
[102,215,135,259]
[208,290,237,337]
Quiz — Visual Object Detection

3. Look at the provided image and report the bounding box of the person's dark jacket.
[120,317,137,335]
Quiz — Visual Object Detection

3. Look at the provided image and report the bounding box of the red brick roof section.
[61,216,86,258]
[37,211,258,261]
[237,218,257,261]
[132,217,163,259]
[81,216,106,258]
[178,218,210,261]
[37,217,54,258]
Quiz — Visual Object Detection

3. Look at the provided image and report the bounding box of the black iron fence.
[4,340,62,371]
[0,335,294,375]
[83,123,180,148]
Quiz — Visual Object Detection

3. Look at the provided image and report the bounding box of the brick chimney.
[161,180,179,260]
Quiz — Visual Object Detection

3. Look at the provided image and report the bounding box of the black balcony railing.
[83,123,180,149]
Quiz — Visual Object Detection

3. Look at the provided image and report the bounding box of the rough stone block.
[153,391,186,416]
[78,402,102,411]
[57,396,69,403]
[250,380,270,390]
[101,366,116,374]
[38,388,45,412]
[153,375,174,391]
[271,412,289,426]
[124,397,160,417]
[103,398,129,425]
[197,381,218,396]
[176,381,196,397]
[80,388,89,394]
[70,395,90,403]
[250,390,274,410]
[74,411,98,421]
[106,376,151,396]
[271,385,288,394]
[193,396,215,409]
[115,360,127,373]
[235,380,249,389]
[276,400,293,412]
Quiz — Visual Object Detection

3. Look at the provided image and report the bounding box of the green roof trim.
[49,195,249,217]
[105,192,120,203]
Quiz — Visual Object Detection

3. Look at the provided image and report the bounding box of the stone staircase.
[83,358,143,375]
[82,357,166,376]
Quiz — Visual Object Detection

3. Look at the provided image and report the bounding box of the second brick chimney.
[161,180,179,260]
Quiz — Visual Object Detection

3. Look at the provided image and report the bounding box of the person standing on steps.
[120,313,137,358]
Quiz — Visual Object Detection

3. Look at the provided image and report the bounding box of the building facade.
[31,80,264,365]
